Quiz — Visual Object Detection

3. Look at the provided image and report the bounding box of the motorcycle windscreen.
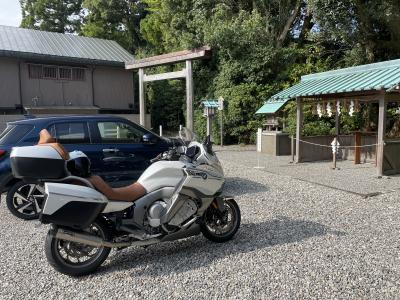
[40,183,108,229]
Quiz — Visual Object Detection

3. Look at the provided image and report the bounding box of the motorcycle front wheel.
[201,198,241,243]
[45,219,111,276]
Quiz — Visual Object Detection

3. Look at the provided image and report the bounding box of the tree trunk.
[277,0,302,48]
[354,0,376,62]
[298,6,313,45]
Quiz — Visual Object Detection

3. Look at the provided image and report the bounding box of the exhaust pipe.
[160,223,200,242]
[55,229,159,248]
[54,224,200,248]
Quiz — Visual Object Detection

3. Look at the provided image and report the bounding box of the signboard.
[218,96,224,111]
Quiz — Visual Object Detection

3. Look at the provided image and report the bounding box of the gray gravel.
[1,148,400,299]
[215,147,400,196]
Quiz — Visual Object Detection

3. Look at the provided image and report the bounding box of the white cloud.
[0,0,22,27]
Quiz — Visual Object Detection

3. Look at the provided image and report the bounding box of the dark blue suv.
[0,115,171,219]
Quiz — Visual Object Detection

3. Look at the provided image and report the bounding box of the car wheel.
[6,181,45,220]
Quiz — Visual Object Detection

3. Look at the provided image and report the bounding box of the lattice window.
[59,67,72,80]
[28,64,43,79]
[72,68,85,81]
[43,66,58,79]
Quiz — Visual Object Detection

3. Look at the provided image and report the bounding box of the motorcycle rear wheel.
[45,219,111,276]
[201,198,241,243]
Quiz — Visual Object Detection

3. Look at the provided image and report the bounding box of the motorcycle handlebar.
[150,149,180,163]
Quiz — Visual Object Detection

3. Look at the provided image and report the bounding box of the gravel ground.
[1,148,400,299]
[215,147,400,196]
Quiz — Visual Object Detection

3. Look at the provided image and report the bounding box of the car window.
[0,124,34,145]
[97,122,145,144]
[48,122,90,144]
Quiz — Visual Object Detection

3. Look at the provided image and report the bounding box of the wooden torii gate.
[125,46,212,131]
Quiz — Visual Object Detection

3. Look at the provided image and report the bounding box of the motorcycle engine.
[147,201,167,227]
[168,198,198,227]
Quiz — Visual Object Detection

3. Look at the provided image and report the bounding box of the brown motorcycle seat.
[37,129,70,160]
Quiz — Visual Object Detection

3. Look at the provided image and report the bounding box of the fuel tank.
[137,161,186,193]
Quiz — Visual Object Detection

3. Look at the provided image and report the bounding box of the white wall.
[20,63,93,107]
[0,58,21,108]
[93,66,134,110]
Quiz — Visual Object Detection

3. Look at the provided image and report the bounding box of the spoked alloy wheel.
[201,198,241,243]
[45,220,111,276]
[6,181,45,220]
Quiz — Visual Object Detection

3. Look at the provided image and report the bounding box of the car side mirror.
[143,133,158,144]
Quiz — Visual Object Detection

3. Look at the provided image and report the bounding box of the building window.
[59,67,72,80]
[28,64,86,81]
[43,66,58,79]
[72,68,85,81]
[28,64,43,79]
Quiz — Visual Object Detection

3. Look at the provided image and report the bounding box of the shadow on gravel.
[224,177,269,195]
[97,216,345,277]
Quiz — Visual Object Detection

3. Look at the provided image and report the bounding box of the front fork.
[212,196,232,213]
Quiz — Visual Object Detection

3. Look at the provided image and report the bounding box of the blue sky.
[0,0,22,27]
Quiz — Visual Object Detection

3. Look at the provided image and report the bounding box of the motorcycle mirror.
[186,146,199,158]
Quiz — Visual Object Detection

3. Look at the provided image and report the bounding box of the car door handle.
[103,157,125,162]
[103,148,119,153]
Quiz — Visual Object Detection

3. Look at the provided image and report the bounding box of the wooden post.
[291,135,295,163]
[354,132,361,164]
[185,60,194,131]
[295,98,303,163]
[220,110,224,146]
[333,109,340,169]
[206,115,212,138]
[335,108,340,136]
[138,68,146,127]
[377,93,387,177]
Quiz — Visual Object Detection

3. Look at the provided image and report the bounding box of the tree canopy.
[19,0,400,143]
[20,0,82,33]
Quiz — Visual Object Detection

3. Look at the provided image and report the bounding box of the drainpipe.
[18,61,23,114]
[91,66,95,109]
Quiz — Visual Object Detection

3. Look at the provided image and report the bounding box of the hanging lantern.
[326,102,333,117]
[336,100,341,116]
[349,100,355,116]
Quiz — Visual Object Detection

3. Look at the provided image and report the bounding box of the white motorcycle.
[10,129,240,276]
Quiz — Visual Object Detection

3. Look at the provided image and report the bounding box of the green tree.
[139,1,318,142]
[81,0,147,52]
[310,0,400,63]
[20,0,83,33]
